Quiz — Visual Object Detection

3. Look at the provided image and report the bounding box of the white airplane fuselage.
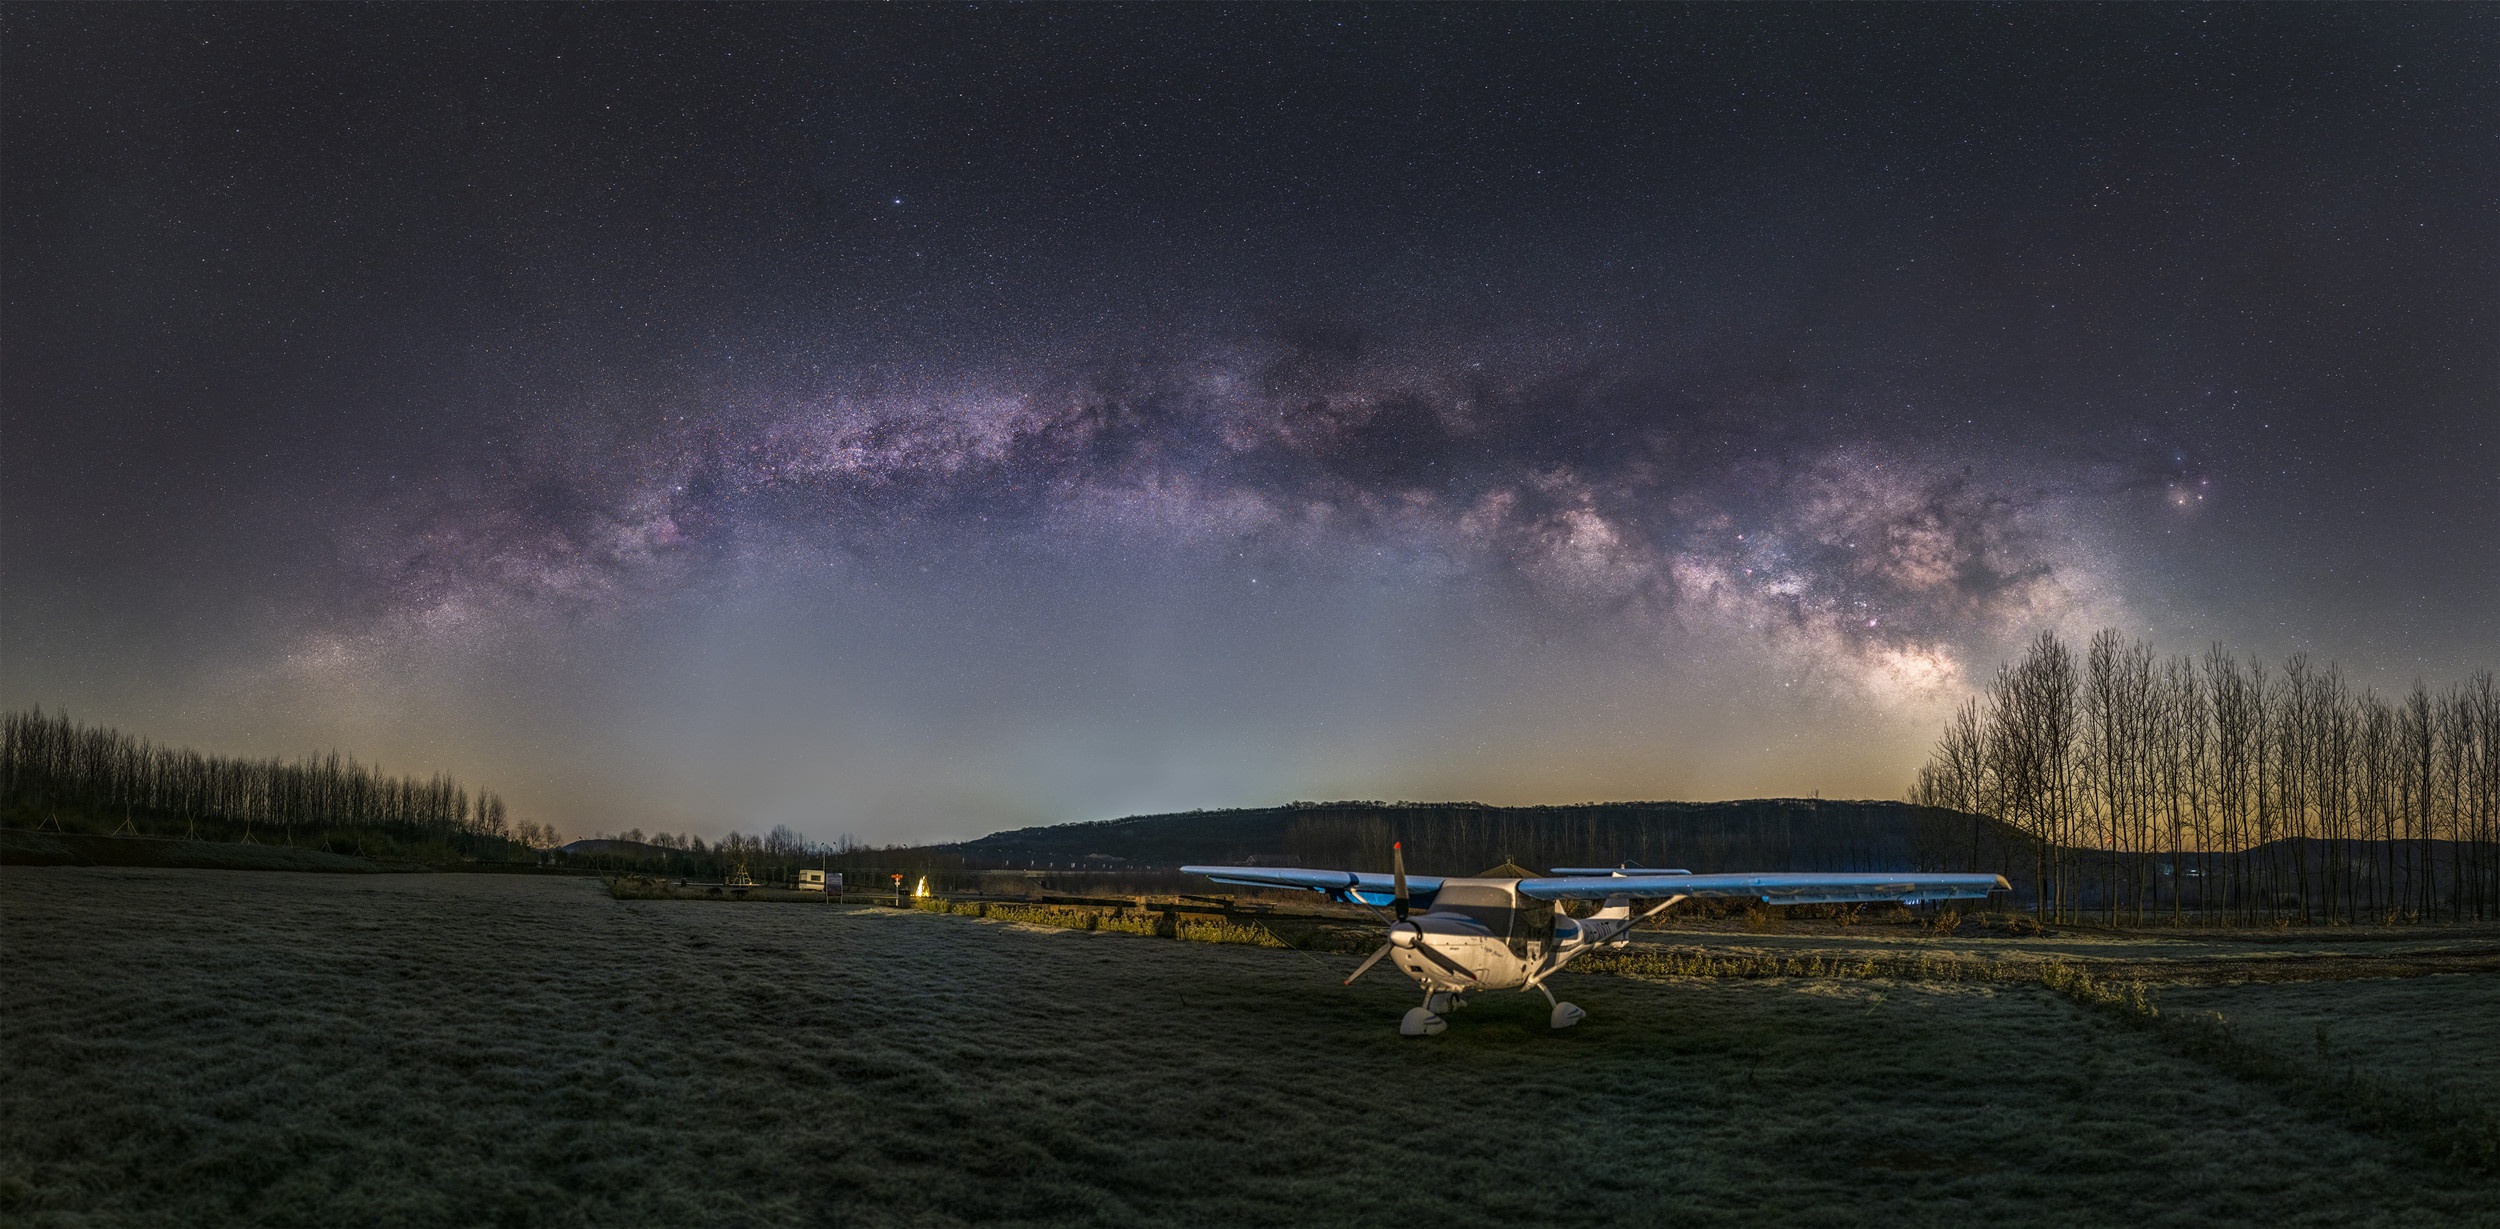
[1386,876,1637,992]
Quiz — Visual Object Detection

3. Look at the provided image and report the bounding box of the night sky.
[5,6,2494,844]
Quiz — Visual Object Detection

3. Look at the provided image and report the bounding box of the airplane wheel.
[1549,1001,1586,1030]
[1401,1007,1448,1037]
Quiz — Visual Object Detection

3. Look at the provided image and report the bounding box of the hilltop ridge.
[938,798,2015,879]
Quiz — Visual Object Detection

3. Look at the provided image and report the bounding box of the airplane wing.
[1517,871,2009,906]
[1548,867,1692,876]
[1180,865,1445,907]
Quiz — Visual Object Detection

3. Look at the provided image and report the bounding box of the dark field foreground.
[4,871,2495,1228]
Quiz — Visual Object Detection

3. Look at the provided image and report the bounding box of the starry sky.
[5,6,2495,844]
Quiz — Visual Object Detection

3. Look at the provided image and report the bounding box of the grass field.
[5,868,2497,1227]
[2158,976,2500,1104]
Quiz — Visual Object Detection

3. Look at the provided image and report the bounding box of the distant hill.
[556,838,677,858]
[939,799,2020,879]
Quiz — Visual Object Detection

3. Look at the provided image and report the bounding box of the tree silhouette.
[1912,636,2499,924]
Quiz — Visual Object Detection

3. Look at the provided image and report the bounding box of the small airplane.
[1184,848,2009,1036]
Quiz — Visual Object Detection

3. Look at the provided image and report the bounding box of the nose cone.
[1388,921,1422,950]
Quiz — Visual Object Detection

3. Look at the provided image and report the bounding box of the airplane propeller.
[1346,840,1473,986]
[1344,940,1395,984]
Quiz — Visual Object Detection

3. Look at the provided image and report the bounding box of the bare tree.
[0,707,543,861]
[1919,639,2496,927]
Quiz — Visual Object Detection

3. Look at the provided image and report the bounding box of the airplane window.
[1513,897,1555,959]
[1431,882,1514,938]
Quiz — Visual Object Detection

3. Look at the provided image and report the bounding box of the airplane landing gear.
[1402,990,1468,1036]
[1535,983,1585,1029]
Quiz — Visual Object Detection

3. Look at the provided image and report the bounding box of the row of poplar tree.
[1910,631,2500,924]
[0,707,554,855]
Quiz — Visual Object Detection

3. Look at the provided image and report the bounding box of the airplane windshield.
[1431,882,1516,939]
